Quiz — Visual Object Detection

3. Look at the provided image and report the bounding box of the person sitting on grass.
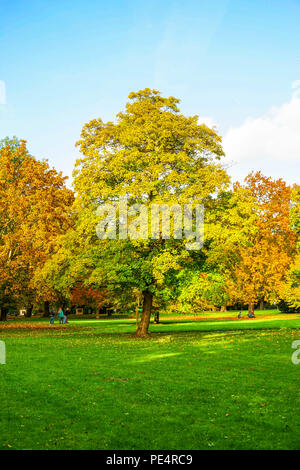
[57,307,64,324]
[64,307,70,324]
[247,311,256,318]
[50,309,55,325]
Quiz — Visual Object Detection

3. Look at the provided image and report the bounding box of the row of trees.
[0,90,299,335]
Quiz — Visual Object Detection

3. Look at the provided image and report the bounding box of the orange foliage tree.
[227,172,297,313]
[70,283,108,310]
[0,140,74,319]
[279,184,300,309]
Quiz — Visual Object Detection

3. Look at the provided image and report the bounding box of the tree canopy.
[0,139,74,319]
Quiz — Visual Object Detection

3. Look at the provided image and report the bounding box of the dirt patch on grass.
[0,322,90,331]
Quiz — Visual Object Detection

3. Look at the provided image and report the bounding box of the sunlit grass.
[0,312,300,450]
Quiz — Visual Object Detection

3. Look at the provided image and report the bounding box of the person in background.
[57,307,64,324]
[237,311,242,319]
[50,309,55,325]
[64,307,70,324]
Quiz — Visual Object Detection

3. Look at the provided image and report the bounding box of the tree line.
[0,90,299,336]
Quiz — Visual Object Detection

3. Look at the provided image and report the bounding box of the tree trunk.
[220,305,227,312]
[248,303,255,315]
[136,305,141,328]
[259,300,264,311]
[154,310,160,324]
[135,293,142,328]
[26,304,33,318]
[43,301,50,317]
[134,290,153,337]
[0,307,8,321]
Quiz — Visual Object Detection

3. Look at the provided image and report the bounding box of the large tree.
[279,184,300,310]
[65,88,229,336]
[0,140,74,319]
[226,172,297,313]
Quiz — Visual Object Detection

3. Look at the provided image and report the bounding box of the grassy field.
[1,310,300,450]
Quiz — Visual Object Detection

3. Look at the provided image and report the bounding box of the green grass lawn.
[1,311,300,450]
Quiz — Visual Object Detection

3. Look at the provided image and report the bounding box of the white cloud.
[197,116,216,128]
[223,97,300,163]
[184,92,300,184]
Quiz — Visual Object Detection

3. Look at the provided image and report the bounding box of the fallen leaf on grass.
[105,377,128,382]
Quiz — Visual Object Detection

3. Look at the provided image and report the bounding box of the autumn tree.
[46,88,229,336]
[70,283,108,311]
[226,172,297,314]
[0,140,74,319]
[174,185,259,314]
[279,184,300,310]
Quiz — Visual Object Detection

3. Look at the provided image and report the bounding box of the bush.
[277,300,300,313]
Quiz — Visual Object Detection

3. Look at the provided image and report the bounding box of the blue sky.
[0,0,300,185]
